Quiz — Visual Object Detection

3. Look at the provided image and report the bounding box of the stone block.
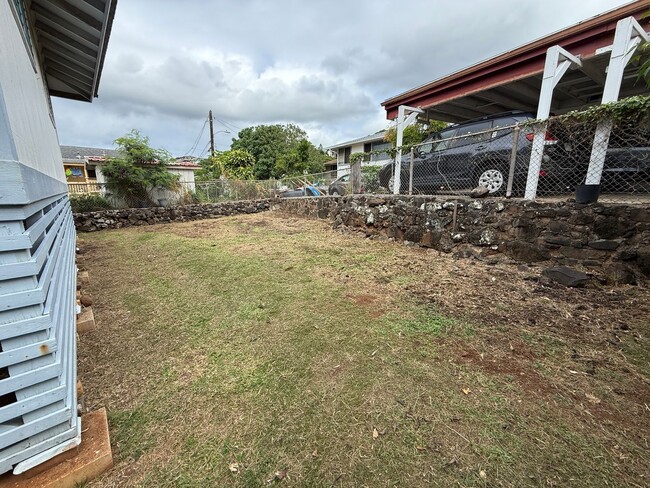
[76,308,95,334]
[637,247,650,275]
[77,271,89,285]
[504,241,550,263]
[542,266,589,287]
[587,239,622,250]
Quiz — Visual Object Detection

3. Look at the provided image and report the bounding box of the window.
[363,143,372,153]
[370,141,391,161]
[490,117,521,138]
[10,0,34,56]
[420,128,456,154]
[343,147,351,165]
[452,121,493,147]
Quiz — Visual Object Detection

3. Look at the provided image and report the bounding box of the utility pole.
[209,110,215,157]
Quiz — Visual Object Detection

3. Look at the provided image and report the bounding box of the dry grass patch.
[77,213,650,487]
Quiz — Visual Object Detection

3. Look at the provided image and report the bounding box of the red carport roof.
[382,1,650,123]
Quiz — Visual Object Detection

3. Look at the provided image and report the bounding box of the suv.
[378,111,564,195]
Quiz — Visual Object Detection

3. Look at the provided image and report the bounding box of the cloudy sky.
[52,0,630,157]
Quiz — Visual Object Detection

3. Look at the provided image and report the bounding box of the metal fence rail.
[0,194,80,474]
[361,108,650,204]
[68,171,343,212]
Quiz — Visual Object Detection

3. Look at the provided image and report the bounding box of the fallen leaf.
[267,469,287,483]
[480,469,487,479]
[373,428,379,439]
[462,388,471,395]
[229,462,239,473]
[585,393,601,404]
[311,449,318,458]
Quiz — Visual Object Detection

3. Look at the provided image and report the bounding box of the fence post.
[584,18,647,185]
[393,105,423,195]
[524,45,581,200]
[351,161,362,194]
[506,125,520,198]
[408,147,414,196]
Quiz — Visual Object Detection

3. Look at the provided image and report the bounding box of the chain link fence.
[68,98,650,209]
[355,99,650,204]
[67,171,342,212]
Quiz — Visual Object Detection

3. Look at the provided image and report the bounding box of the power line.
[197,140,212,158]
[214,116,243,133]
[184,117,208,157]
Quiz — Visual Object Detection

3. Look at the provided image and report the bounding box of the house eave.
[31,0,118,102]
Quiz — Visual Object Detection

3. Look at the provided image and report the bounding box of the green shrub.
[361,165,382,193]
[69,193,112,213]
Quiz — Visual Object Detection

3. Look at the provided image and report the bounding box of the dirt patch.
[456,347,554,396]
[350,294,377,306]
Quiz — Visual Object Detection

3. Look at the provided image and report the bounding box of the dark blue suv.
[378,112,563,195]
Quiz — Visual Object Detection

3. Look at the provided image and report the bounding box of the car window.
[420,128,456,154]
[490,117,519,138]
[452,121,493,148]
[340,175,349,182]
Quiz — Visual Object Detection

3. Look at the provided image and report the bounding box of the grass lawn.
[77,213,650,487]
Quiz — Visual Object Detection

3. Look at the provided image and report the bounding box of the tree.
[230,124,309,179]
[383,120,448,148]
[197,149,256,180]
[101,130,179,207]
[274,139,329,177]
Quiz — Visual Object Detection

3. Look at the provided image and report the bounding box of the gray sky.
[52,0,631,157]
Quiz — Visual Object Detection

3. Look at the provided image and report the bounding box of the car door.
[414,127,456,193]
[440,121,493,190]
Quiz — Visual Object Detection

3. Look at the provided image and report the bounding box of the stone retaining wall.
[73,200,271,231]
[74,195,650,282]
[275,195,650,282]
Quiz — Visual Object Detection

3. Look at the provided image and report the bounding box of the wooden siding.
[0,194,80,474]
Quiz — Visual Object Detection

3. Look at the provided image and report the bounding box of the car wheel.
[387,174,406,194]
[477,164,507,195]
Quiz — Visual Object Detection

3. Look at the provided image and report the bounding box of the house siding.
[0,4,80,476]
[0,6,64,183]
[336,142,392,178]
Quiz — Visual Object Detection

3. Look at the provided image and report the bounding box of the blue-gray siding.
[0,189,79,474]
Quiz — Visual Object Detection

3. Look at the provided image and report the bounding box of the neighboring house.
[89,155,201,205]
[0,0,115,477]
[61,146,201,204]
[61,145,118,187]
[323,158,337,175]
[327,131,392,177]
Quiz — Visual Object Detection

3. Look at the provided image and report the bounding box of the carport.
[382,1,650,199]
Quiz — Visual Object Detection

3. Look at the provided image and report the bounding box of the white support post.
[524,46,582,200]
[585,17,649,185]
[394,105,423,195]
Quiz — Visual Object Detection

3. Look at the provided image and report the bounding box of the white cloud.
[53,0,631,156]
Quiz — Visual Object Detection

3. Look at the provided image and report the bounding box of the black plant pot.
[575,184,600,204]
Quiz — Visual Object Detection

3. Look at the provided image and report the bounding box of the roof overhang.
[86,157,201,171]
[326,132,388,150]
[30,0,118,102]
[382,1,650,123]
